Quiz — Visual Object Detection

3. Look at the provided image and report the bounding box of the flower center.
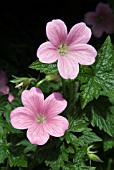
[36,113,46,124]
[96,15,104,23]
[58,43,68,56]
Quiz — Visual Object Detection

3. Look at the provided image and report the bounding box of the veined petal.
[37,42,58,63]
[46,19,67,46]
[84,12,97,25]
[69,44,97,65]
[43,115,69,137]
[57,55,79,79]
[21,87,44,114]
[27,124,49,145]
[66,22,91,45]
[44,92,67,117]
[10,107,35,129]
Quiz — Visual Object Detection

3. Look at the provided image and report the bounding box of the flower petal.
[21,87,44,114]
[10,107,35,129]
[0,70,8,86]
[96,2,113,14]
[43,115,69,137]
[8,93,14,103]
[84,12,97,25]
[66,22,91,45]
[37,42,58,63]
[69,44,97,65]
[46,19,67,46]
[27,124,49,145]
[57,55,79,79]
[44,92,67,117]
[91,24,104,38]
[0,85,9,94]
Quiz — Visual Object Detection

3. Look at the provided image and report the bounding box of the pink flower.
[37,19,97,79]
[10,87,69,145]
[0,70,9,95]
[84,2,114,37]
[0,70,14,103]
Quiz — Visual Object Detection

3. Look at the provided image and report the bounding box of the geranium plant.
[0,18,114,170]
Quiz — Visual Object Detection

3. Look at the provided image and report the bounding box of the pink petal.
[44,92,67,117]
[103,15,114,34]
[91,24,104,38]
[0,85,9,94]
[0,70,8,86]
[96,2,113,14]
[66,22,91,45]
[46,19,67,47]
[27,124,49,145]
[8,93,14,103]
[69,44,97,65]
[43,115,69,137]
[10,107,35,129]
[21,87,44,114]
[57,55,79,79]
[84,12,97,25]
[37,42,58,63]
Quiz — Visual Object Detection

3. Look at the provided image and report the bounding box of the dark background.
[0,0,111,78]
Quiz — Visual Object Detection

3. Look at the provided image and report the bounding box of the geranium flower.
[0,70,14,103]
[37,19,97,79]
[10,87,69,145]
[84,2,114,37]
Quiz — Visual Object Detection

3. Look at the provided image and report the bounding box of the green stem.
[107,158,112,170]
[36,78,46,87]
[61,78,66,98]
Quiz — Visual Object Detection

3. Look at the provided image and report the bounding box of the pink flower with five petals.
[37,19,97,79]
[10,87,69,145]
[0,70,14,103]
[84,2,114,37]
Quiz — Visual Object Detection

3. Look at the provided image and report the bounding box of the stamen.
[36,114,46,124]
[58,43,68,56]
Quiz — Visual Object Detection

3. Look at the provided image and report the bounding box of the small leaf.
[91,107,113,136]
[103,138,114,151]
[68,118,89,133]
[8,154,27,167]
[78,130,102,146]
[29,60,58,75]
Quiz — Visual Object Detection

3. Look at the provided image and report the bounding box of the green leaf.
[0,94,8,108]
[79,36,114,108]
[65,132,78,145]
[73,145,87,163]
[8,154,27,167]
[94,36,114,71]
[45,143,69,170]
[80,76,101,108]
[0,140,9,164]
[103,138,114,151]
[63,164,96,170]
[29,60,58,74]
[91,107,113,136]
[96,72,114,97]
[78,129,102,146]
[68,117,89,133]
